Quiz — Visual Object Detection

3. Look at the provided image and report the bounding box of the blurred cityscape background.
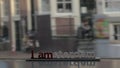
[0,0,120,58]
[0,0,120,68]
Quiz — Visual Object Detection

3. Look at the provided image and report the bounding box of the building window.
[41,0,50,13]
[80,0,95,10]
[105,0,120,12]
[2,25,9,40]
[113,25,120,40]
[14,0,20,15]
[3,0,9,16]
[57,0,72,13]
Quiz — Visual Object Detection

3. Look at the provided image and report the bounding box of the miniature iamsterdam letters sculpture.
[31,49,95,59]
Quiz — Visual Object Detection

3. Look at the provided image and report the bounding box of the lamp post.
[31,0,37,31]
[30,0,38,50]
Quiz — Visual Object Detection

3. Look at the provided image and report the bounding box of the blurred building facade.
[0,0,96,51]
[0,0,33,51]
[96,0,120,41]
[95,0,120,58]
